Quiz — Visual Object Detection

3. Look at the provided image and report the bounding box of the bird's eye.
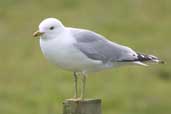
[49,26,54,30]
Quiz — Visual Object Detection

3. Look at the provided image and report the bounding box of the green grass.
[0,0,171,114]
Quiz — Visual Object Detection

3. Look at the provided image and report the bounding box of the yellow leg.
[73,72,78,99]
[81,74,86,100]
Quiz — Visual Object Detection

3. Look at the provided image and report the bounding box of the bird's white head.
[33,18,65,39]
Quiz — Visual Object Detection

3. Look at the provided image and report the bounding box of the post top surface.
[64,98,101,103]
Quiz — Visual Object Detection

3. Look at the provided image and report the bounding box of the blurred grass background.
[0,0,171,114]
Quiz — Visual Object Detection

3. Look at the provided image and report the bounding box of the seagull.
[33,18,164,100]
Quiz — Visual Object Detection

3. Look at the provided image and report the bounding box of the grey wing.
[69,28,138,63]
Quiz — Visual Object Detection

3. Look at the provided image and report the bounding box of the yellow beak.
[33,30,44,37]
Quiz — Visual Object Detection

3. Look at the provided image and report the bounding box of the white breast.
[39,32,104,72]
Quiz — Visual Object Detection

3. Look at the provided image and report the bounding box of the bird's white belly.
[40,38,106,72]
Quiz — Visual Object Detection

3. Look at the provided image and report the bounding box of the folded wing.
[69,28,138,63]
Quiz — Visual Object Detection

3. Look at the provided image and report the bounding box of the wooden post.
[63,99,101,114]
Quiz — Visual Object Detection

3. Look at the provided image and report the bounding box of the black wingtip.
[136,53,165,64]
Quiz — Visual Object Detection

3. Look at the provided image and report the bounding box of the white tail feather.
[133,61,148,66]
